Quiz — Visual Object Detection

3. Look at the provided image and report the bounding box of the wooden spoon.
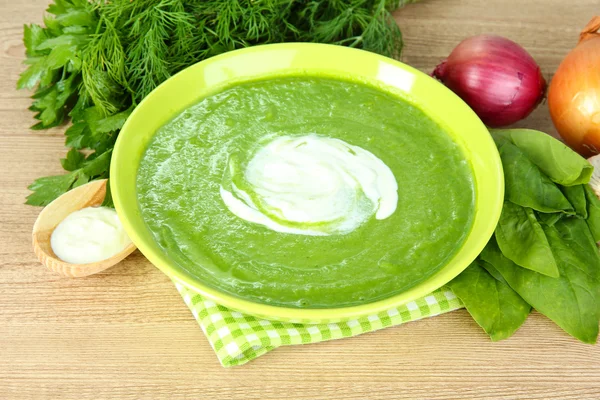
[32,179,137,277]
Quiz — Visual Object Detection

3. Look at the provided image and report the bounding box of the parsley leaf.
[60,148,85,171]
[26,171,80,206]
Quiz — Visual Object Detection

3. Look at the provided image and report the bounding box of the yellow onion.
[549,16,600,157]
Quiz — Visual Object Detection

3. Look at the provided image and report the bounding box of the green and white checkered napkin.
[174,282,463,367]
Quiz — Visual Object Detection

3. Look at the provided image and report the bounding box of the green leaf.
[69,91,91,121]
[38,104,60,127]
[491,129,512,146]
[55,10,95,27]
[72,173,90,188]
[493,129,593,186]
[31,86,60,126]
[63,25,90,34]
[60,148,85,171]
[17,59,47,90]
[45,44,76,69]
[64,122,90,149]
[47,0,69,16]
[82,150,112,177]
[23,24,49,57]
[561,184,587,219]
[43,15,63,37]
[480,260,507,283]
[448,261,531,341]
[56,73,80,105]
[498,141,574,214]
[537,212,562,227]
[88,132,117,155]
[82,106,103,123]
[36,34,85,51]
[482,226,600,344]
[48,0,88,16]
[30,118,63,130]
[101,179,114,208]
[70,0,89,8]
[39,67,59,88]
[584,184,600,242]
[23,56,45,66]
[69,54,82,71]
[26,171,79,206]
[30,84,54,99]
[495,202,559,278]
[87,107,132,135]
[25,72,78,129]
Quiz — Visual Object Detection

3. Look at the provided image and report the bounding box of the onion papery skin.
[433,35,546,128]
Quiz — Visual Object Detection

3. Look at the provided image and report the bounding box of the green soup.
[137,76,475,308]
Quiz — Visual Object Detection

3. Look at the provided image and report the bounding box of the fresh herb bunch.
[19,0,415,206]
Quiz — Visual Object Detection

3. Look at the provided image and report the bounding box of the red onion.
[432,35,546,128]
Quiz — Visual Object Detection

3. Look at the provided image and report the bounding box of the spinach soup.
[137,76,475,308]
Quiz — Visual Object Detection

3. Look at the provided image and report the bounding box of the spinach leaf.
[447,261,531,341]
[560,184,587,219]
[498,141,573,214]
[544,218,600,316]
[495,202,559,277]
[481,224,600,344]
[584,184,600,242]
[480,260,507,283]
[537,212,562,227]
[493,129,593,186]
[491,129,512,147]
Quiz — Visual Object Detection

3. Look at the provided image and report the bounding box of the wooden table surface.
[2,1,599,399]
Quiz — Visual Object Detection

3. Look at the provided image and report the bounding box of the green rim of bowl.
[111,43,504,324]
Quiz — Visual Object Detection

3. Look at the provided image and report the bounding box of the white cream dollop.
[50,206,132,264]
[220,134,398,236]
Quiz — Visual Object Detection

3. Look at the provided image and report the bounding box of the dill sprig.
[18,0,415,206]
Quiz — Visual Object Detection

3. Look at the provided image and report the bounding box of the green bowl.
[111,43,504,324]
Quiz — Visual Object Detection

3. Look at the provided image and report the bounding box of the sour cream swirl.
[220,134,398,236]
